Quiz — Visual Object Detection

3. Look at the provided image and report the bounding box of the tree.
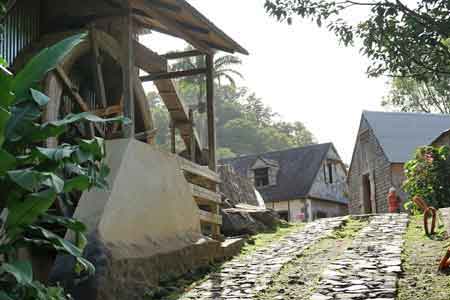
[264,0,450,81]
[404,146,450,209]
[171,47,244,105]
[382,77,450,113]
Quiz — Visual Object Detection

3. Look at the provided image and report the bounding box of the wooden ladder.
[134,41,203,156]
[178,157,222,239]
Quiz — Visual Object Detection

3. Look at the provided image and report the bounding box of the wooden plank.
[163,50,204,60]
[54,66,105,137]
[190,183,221,205]
[178,156,221,184]
[131,0,212,54]
[206,54,216,171]
[140,67,206,82]
[92,104,123,116]
[134,73,154,133]
[133,39,167,72]
[90,25,108,108]
[199,210,222,225]
[121,10,135,137]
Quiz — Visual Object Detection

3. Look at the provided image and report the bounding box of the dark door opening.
[362,174,373,213]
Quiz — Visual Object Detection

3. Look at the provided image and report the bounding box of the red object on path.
[388,189,400,213]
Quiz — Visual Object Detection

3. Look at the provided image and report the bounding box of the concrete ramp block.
[50,139,219,300]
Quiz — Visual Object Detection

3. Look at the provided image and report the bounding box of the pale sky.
[141,0,387,164]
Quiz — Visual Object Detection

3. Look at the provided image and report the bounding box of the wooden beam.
[206,54,216,171]
[121,10,135,137]
[140,68,206,82]
[134,0,212,54]
[54,66,105,137]
[144,0,181,12]
[176,20,210,35]
[134,73,154,134]
[90,25,108,108]
[198,210,222,225]
[190,184,221,205]
[178,156,221,184]
[92,104,123,116]
[162,50,205,60]
[133,39,167,72]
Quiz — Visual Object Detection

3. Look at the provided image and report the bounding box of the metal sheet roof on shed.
[363,110,450,163]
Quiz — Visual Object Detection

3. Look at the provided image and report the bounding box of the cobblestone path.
[180,217,346,300]
[311,214,409,300]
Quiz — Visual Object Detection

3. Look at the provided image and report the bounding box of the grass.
[239,223,305,256]
[397,214,450,300]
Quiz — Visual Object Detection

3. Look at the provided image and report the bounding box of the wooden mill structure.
[2,0,248,239]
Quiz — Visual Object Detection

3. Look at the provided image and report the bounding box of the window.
[327,163,333,184]
[254,168,269,187]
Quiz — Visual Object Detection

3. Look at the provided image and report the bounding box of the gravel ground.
[256,218,368,300]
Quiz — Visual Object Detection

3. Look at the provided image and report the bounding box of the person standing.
[388,187,401,213]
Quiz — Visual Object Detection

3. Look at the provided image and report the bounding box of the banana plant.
[0,33,126,300]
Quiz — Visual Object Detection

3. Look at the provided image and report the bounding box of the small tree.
[404,145,450,210]
[0,34,124,300]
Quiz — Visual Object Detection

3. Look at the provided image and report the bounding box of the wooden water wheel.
[14,28,154,147]
[13,28,154,216]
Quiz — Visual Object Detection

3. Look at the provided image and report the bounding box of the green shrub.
[404,145,450,210]
[0,34,125,299]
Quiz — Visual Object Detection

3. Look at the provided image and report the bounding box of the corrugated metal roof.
[220,143,333,203]
[363,110,450,163]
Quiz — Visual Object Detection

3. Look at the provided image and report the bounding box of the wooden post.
[171,121,176,154]
[206,54,216,171]
[90,25,108,108]
[121,10,135,138]
[189,109,196,162]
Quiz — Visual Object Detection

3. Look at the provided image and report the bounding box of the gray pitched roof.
[220,143,332,203]
[363,111,450,163]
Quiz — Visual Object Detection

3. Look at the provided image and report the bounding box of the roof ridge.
[363,110,450,118]
[220,143,332,162]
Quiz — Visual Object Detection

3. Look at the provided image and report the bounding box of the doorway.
[362,174,373,213]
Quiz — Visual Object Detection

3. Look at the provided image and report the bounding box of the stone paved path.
[311,214,409,300]
[180,217,346,300]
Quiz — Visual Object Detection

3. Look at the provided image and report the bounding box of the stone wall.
[218,165,260,207]
[348,117,393,214]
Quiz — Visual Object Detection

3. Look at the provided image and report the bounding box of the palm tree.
[170,46,244,105]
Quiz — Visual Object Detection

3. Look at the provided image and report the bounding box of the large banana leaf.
[12,33,87,101]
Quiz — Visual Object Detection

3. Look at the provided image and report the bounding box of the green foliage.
[0,34,124,300]
[264,0,450,81]
[382,76,450,114]
[403,146,450,209]
[149,84,316,158]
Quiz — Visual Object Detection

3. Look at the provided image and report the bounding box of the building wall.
[391,163,407,208]
[308,198,348,220]
[267,198,347,222]
[432,132,450,147]
[267,199,306,222]
[348,117,393,214]
[309,147,348,204]
[0,0,41,66]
